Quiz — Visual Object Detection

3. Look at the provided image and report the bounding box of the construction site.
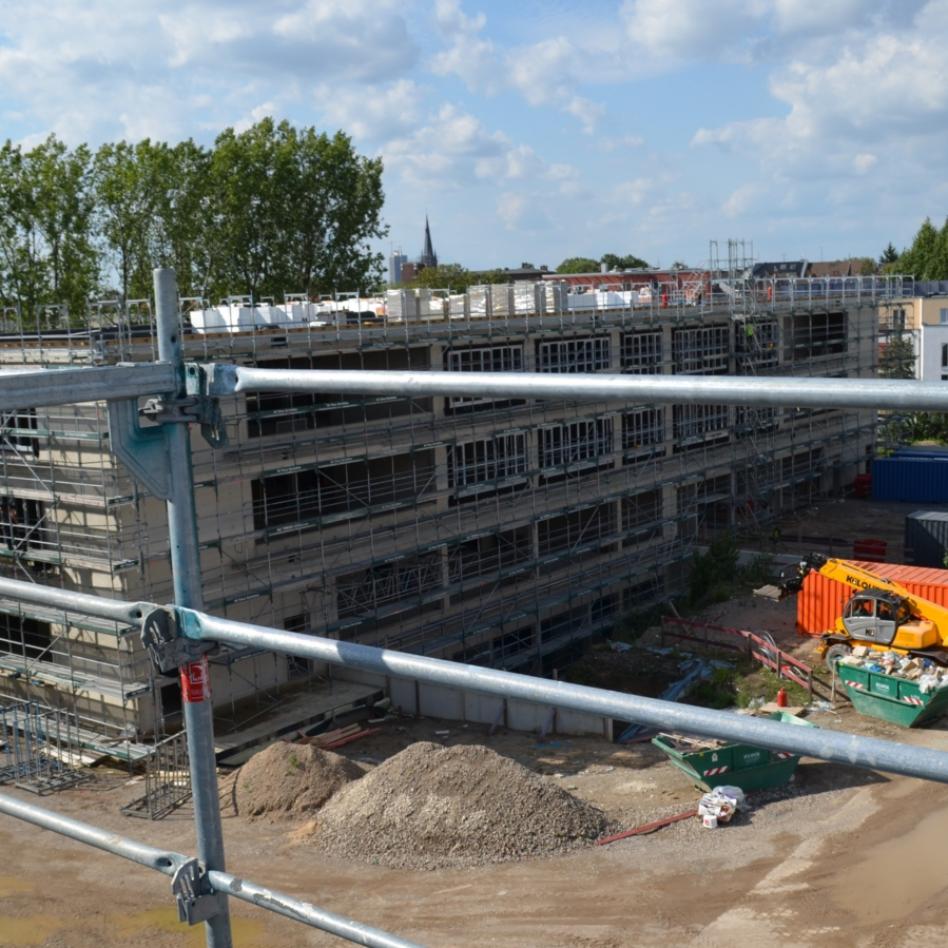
[0,262,906,744]
[4,261,948,947]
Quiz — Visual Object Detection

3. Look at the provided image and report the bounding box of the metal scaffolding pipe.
[210,366,948,412]
[155,267,231,948]
[0,576,148,625]
[183,610,948,784]
[0,363,175,411]
[0,792,423,948]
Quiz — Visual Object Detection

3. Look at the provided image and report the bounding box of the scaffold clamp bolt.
[171,857,224,925]
[141,607,211,674]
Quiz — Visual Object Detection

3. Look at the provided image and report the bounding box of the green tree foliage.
[556,256,599,274]
[895,217,948,279]
[0,120,386,320]
[880,242,899,266]
[557,253,650,274]
[878,337,916,380]
[0,137,97,324]
[206,119,385,299]
[601,252,650,270]
[405,264,473,293]
[405,265,512,293]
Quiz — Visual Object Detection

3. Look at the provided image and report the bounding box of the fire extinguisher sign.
[181,655,211,703]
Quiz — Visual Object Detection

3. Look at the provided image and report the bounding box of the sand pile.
[315,742,608,869]
[235,741,362,819]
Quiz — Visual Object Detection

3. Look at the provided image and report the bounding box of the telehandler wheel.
[824,642,851,670]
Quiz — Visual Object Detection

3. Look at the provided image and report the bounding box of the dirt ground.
[4,539,948,946]
[3,701,948,945]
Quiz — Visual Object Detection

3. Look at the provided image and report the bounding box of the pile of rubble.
[235,741,362,819]
[314,741,609,869]
[839,646,948,693]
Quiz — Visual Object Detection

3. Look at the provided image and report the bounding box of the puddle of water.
[114,907,268,945]
[0,915,62,945]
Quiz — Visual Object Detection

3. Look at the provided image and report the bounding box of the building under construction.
[0,269,908,743]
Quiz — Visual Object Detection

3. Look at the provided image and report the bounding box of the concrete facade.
[0,284,882,739]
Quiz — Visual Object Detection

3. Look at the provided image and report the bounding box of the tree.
[0,140,49,318]
[556,256,599,274]
[880,242,899,266]
[207,119,386,299]
[0,136,97,325]
[406,264,472,293]
[0,120,388,317]
[878,337,915,380]
[899,217,940,278]
[602,252,650,270]
[94,141,159,302]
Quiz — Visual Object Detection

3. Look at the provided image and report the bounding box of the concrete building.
[388,248,407,286]
[878,292,948,381]
[0,275,894,743]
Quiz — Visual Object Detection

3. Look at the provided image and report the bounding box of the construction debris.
[314,742,608,869]
[839,647,948,692]
[301,723,382,750]
[596,808,698,845]
[697,786,746,828]
[234,741,362,819]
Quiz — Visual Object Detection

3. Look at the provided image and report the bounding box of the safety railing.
[0,267,945,948]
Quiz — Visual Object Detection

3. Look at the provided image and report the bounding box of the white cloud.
[429,3,609,132]
[497,192,526,230]
[317,80,421,143]
[0,1,417,142]
[722,183,763,218]
[384,104,526,188]
[692,1,948,187]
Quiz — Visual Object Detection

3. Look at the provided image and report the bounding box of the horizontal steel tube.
[206,871,420,948]
[0,792,422,948]
[0,576,149,625]
[0,791,184,873]
[0,363,176,410]
[212,365,948,412]
[186,611,948,784]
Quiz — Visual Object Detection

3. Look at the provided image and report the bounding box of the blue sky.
[1,0,947,271]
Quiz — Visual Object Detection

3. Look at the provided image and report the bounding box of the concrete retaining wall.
[336,668,612,739]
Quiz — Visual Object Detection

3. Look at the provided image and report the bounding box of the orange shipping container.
[797,560,948,636]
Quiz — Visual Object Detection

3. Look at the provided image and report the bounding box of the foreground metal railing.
[0,792,420,948]
[0,267,943,948]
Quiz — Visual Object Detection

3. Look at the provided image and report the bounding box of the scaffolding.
[0,272,905,739]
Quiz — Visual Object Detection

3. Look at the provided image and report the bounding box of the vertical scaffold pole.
[154,268,232,947]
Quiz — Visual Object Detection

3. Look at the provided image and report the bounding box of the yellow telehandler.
[756,554,948,669]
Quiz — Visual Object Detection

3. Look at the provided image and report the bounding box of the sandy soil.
[3,579,948,946]
[2,695,948,948]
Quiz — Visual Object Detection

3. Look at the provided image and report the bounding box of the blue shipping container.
[873,458,948,503]
[893,447,948,460]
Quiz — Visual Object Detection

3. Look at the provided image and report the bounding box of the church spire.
[420,215,438,269]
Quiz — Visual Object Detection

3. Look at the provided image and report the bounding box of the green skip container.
[651,712,815,792]
[837,664,948,727]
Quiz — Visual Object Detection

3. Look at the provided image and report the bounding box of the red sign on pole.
[180,655,211,703]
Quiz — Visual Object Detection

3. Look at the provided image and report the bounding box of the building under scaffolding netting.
[0,271,910,744]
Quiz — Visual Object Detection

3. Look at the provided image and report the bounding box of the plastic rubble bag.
[697,786,746,826]
[918,673,940,694]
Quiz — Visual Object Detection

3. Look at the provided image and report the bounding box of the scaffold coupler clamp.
[141,607,213,675]
[139,389,227,448]
[171,857,225,925]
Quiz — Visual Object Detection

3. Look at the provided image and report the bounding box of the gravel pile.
[235,741,362,819]
[315,741,609,869]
